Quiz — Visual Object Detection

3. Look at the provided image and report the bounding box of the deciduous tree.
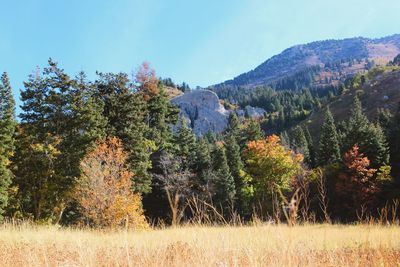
[75,137,147,229]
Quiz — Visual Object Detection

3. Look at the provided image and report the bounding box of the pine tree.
[224,112,240,140]
[173,118,197,170]
[342,96,370,151]
[317,108,341,166]
[193,137,214,197]
[367,123,389,167]
[241,119,263,148]
[0,72,16,219]
[12,60,104,221]
[303,127,316,167]
[211,144,236,207]
[291,126,310,165]
[146,85,179,151]
[15,63,65,220]
[224,134,245,212]
[95,72,153,193]
[342,96,389,168]
[279,131,290,147]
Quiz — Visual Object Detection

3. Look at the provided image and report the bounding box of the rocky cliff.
[171,90,229,136]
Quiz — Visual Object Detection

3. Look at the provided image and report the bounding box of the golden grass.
[0,223,400,266]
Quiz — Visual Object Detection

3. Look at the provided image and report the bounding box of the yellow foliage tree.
[75,137,148,229]
[135,61,159,101]
[245,135,303,216]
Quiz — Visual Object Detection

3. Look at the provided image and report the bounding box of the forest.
[0,58,400,229]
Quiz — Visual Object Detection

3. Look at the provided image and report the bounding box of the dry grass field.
[0,223,400,267]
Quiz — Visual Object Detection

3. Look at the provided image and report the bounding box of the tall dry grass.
[0,223,400,266]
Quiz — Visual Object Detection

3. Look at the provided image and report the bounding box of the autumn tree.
[334,145,380,219]
[75,137,147,229]
[135,61,159,101]
[245,135,303,215]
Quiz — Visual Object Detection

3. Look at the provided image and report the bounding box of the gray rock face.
[171,90,229,136]
[244,106,266,119]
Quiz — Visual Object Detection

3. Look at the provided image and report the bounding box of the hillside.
[302,67,400,143]
[212,34,400,91]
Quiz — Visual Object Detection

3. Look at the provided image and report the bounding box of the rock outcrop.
[171,90,229,136]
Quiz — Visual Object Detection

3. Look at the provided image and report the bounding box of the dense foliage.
[1,58,400,227]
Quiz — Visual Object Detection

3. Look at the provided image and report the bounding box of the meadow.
[0,223,399,267]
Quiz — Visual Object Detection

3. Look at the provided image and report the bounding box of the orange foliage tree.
[245,135,303,215]
[74,137,148,229]
[335,145,378,217]
[135,61,159,101]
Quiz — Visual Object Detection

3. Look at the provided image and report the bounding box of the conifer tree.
[95,72,153,193]
[342,96,389,168]
[15,63,65,220]
[194,137,213,184]
[13,60,106,221]
[304,126,316,167]
[146,85,179,151]
[279,130,290,147]
[241,119,263,148]
[211,144,236,207]
[224,112,240,140]
[317,108,341,166]
[173,118,197,170]
[0,72,16,219]
[291,126,310,165]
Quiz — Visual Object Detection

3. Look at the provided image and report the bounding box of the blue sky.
[1,0,400,107]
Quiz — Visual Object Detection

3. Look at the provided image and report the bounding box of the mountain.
[302,67,400,144]
[212,34,400,91]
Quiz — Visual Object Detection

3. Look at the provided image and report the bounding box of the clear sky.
[1,0,400,107]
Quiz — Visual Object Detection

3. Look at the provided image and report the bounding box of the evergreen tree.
[241,119,263,148]
[224,112,240,140]
[341,96,370,151]
[146,85,179,151]
[279,130,290,147]
[173,118,197,170]
[211,144,236,207]
[13,60,106,221]
[15,64,63,219]
[94,72,153,193]
[317,108,341,166]
[303,126,316,167]
[342,96,389,168]
[193,137,214,198]
[0,72,16,219]
[291,126,310,165]
[367,123,389,167]
[224,134,244,210]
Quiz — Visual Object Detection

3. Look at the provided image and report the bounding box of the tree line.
[0,59,399,228]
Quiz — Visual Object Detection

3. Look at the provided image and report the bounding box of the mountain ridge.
[211,34,400,90]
